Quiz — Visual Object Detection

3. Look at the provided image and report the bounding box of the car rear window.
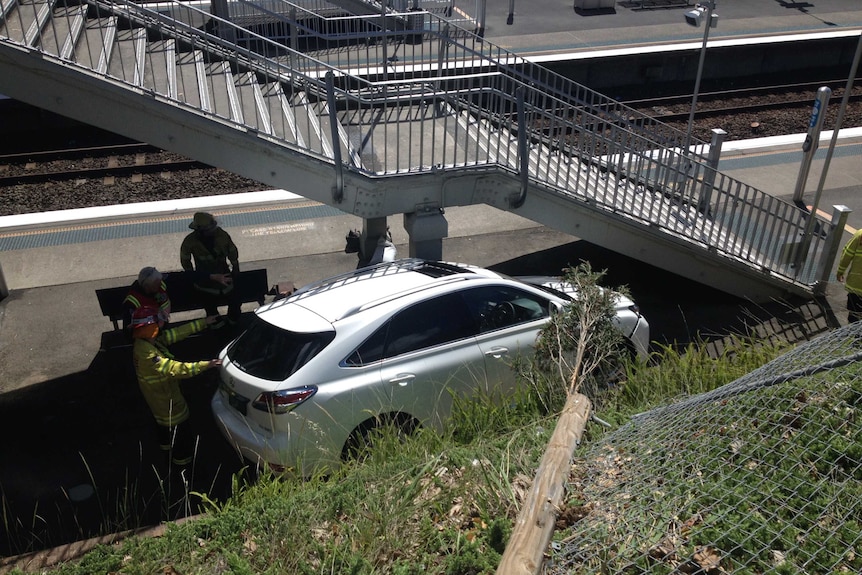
[227,317,335,381]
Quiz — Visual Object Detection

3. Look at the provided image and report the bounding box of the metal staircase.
[0,0,846,301]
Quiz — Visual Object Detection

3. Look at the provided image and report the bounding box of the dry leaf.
[693,546,722,572]
[243,535,258,554]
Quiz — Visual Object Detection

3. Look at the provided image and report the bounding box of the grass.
[3,333,801,575]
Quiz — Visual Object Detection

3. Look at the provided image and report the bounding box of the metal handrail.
[226,0,698,153]
[0,0,833,287]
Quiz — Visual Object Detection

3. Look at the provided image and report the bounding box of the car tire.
[587,339,639,390]
[341,413,418,463]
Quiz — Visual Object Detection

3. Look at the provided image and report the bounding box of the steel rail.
[0,158,209,186]
[0,143,158,163]
[639,93,862,123]
[622,79,862,108]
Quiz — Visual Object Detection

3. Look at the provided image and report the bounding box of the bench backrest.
[96,268,269,330]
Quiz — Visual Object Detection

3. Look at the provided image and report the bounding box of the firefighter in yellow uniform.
[837,228,862,323]
[131,306,222,469]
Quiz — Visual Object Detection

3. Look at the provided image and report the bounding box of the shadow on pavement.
[0,322,251,558]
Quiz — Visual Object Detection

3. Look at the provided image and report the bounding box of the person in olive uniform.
[180,212,241,323]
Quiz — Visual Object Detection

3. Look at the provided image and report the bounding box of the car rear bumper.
[211,389,338,475]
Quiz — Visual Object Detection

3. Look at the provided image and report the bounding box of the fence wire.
[548,321,862,574]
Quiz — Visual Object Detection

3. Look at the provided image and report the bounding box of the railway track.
[0,144,212,186]
[623,80,862,124]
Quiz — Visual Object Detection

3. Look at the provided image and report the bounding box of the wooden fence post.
[496,392,592,575]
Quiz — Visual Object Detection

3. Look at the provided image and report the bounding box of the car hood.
[514,275,637,310]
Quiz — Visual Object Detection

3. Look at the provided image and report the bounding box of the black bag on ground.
[345,229,361,253]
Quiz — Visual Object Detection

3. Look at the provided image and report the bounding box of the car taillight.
[252,386,317,414]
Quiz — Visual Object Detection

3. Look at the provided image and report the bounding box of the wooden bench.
[96,268,270,331]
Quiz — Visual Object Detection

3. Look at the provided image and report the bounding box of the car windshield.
[527,282,573,301]
[226,317,335,381]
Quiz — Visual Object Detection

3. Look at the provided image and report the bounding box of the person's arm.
[134,340,220,381]
[837,232,862,281]
[121,300,135,330]
[210,273,232,286]
[226,233,240,274]
[180,236,194,272]
[122,285,141,329]
[152,354,220,380]
[159,318,209,345]
[184,269,231,286]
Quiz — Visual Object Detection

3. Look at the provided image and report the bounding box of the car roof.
[256,259,501,330]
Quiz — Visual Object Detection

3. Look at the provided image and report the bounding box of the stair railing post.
[326,71,344,203]
[815,205,852,295]
[511,86,527,208]
[698,128,725,215]
[289,6,298,80]
[437,23,450,72]
[434,24,450,113]
[210,0,236,44]
[381,0,388,86]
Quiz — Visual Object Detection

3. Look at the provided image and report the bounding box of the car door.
[375,292,484,433]
[460,285,552,398]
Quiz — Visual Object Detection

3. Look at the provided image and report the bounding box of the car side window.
[384,292,477,359]
[344,323,389,366]
[345,293,478,366]
[461,286,550,333]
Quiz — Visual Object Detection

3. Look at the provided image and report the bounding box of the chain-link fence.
[548,321,862,574]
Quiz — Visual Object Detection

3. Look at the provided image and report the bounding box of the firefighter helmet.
[131,306,161,338]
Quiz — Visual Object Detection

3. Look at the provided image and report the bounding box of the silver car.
[212,259,649,474]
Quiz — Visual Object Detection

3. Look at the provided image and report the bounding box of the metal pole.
[381,0,388,85]
[792,86,832,204]
[816,206,853,292]
[511,86,528,209]
[289,6,298,79]
[477,0,487,37]
[326,72,344,204]
[810,33,862,220]
[683,0,714,157]
[794,32,862,270]
[698,128,725,215]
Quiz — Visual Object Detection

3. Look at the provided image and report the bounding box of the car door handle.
[484,346,509,359]
[389,373,416,387]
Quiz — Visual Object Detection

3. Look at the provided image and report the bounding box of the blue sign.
[809,99,821,128]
